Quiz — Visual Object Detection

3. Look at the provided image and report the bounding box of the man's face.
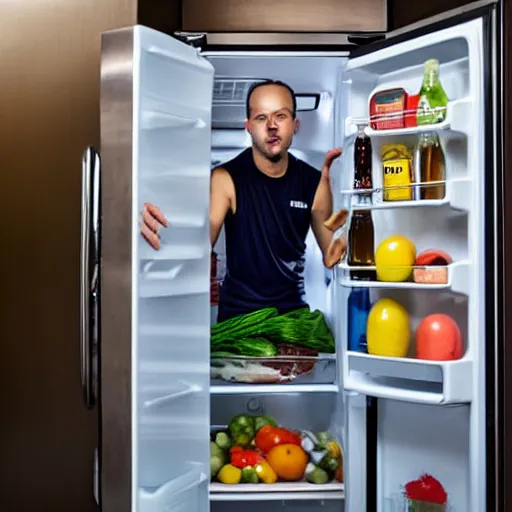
[245,84,299,162]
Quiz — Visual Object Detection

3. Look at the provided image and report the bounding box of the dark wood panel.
[182,0,388,32]
[138,0,182,35]
[0,0,136,510]
[390,0,474,29]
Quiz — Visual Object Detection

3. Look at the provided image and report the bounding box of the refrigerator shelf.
[210,383,339,394]
[339,260,470,295]
[210,353,337,386]
[344,351,472,405]
[345,97,471,138]
[340,177,472,212]
[209,481,345,501]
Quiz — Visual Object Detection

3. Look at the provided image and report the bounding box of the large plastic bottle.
[347,287,372,353]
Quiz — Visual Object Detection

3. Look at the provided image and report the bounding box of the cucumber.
[305,462,330,484]
[215,432,232,450]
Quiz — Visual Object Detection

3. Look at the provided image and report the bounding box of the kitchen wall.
[0,1,136,510]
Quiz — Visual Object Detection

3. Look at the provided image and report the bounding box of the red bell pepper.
[230,448,264,469]
[254,425,302,455]
[405,474,447,505]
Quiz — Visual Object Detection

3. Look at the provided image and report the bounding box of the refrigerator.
[80,0,504,510]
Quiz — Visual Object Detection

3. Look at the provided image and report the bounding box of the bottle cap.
[424,59,440,73]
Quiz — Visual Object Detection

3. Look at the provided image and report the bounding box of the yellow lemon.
[367,298,410,357]
[217,464,242,484]
[375,235,416,282]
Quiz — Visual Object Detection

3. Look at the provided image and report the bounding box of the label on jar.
[383,158,413,201]
[369,88,406,130]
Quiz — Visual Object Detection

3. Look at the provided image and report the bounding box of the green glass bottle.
[416,59,449,126]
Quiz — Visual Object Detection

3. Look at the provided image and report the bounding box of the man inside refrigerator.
[141,79,344,361]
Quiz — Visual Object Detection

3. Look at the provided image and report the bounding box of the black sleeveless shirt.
[217,148,321,322]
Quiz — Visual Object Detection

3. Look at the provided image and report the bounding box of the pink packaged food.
[369,88,407,130]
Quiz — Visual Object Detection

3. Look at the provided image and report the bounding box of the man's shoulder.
[212,148,251,174]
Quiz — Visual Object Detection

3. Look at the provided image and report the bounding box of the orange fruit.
[266,444,308,481]
[416,314,463,361]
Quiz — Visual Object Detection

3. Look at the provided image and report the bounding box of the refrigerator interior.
[206,53,348,326]
[205,53,349,511]
[130,9,489,511]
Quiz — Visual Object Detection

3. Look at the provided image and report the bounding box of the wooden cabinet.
[181,0,388,33]
[139,0,481,35]
[390,0,475,29]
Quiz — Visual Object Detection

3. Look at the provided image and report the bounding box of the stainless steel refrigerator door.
[99,25,214,512]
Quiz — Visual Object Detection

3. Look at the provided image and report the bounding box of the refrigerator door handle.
[80,146,100,409]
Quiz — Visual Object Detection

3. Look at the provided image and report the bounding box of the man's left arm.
[311,148,347,267]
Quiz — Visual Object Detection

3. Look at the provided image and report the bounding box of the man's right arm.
[141,167,234,250]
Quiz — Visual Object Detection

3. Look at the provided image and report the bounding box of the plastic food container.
[210,349,336,384]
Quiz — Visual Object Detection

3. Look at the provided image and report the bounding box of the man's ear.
[245,119,250,132]
[294,117,301,134]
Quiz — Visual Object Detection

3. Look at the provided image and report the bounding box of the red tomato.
[415,314,463,361]
[254,425,302,455]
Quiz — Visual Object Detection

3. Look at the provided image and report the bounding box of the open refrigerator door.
[135,26,214,512]
[336,3,497,511]
[99,25,214,512]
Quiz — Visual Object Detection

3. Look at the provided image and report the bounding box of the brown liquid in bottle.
[349,211,375,264]
[348,128,376,280]
[418,132,446,200]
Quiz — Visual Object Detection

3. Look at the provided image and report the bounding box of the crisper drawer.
[210,393,345,503]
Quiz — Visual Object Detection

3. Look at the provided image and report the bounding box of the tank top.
[217,148,321,322]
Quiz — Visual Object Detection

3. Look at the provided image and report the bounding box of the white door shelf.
[209,482,345,501]
[339,260,470,295]
[139,467,208,512]
[340,177,472,212]
[141,109,208,131]
[139,259,210,298]
[344,352,472,405]
[345,97,471,138]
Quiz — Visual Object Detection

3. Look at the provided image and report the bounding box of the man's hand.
[141,203,168,250]
[321,147,343,181]
[312,147,347,268]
